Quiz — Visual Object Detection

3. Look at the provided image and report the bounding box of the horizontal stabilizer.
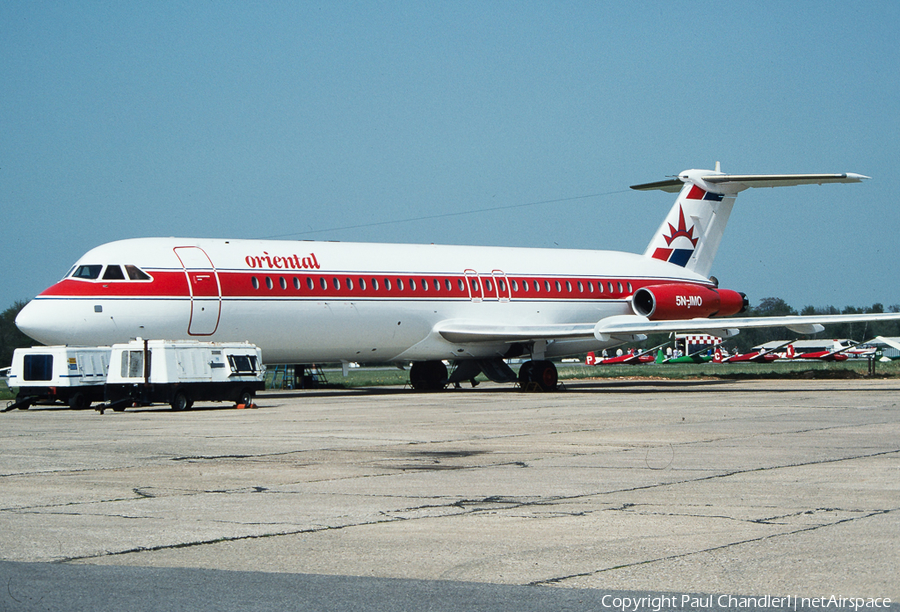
[632,172,869,193]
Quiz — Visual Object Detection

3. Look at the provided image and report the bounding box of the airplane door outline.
[173,246,221,336]
[491,270,511,302]
[464,269,483,302]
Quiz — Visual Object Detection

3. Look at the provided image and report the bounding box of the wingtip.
[846,173,871,182]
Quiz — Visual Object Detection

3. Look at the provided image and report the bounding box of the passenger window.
[102,265,126,280]
[409,279,417,290]
[265,277,273,290]
[333,277,340,290]
[577,281,583,292]
[434,279,441,291]
[280,277,287,290]
[294,277,301,290]
[72,265,102,279]
[445,279,451,291]
[397,278,404,291]
[485,279,493,292]
[607,282,614,293]
[617,282,623,293]
[306,277,314,290]
[251,277,259,290]
[533,280,540,292]
[457,279,464,292]
[385,278,392,290]
[346,277,353,290]
[125,265,151,280]
[545,281,551,292]
[359,278,367,290]
[627,282,633,293]
[320,278,327,290]
[372,278,380,290]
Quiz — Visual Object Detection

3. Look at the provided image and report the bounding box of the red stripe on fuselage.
[38,270,713,302]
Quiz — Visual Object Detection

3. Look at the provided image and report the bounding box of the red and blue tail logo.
[650,185,723,267]
[651,204,698,267]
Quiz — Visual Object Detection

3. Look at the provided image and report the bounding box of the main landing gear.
[409,360,448,391]
[517,360,558,392]
[407,359,559,392]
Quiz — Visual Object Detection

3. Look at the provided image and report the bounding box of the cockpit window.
[102,265,126,280]
[72,265,102,279]
[125,265,151,280]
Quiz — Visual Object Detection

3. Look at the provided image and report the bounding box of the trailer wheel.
[171,391,191,411]
[68,392,89,410]
[238,389,254,407]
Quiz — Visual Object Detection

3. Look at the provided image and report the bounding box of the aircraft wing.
[875,336,900,352]
[594,312,900,341]
[436,312,900,346]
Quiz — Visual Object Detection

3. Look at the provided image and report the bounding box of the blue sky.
[2,1,898,312]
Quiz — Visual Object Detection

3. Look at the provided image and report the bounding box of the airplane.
[713,339,798,364]
[586,344,664,366]
[16,165,900,392]
[657,345,717,364]
[785,340,858,362]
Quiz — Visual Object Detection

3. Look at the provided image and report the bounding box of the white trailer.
[6,346,111,410]
[103,339,265,411]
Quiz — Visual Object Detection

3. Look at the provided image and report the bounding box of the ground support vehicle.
[5,346,110,410]
[102,339,264,412]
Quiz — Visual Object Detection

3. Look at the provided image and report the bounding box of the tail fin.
[633,166,869,279]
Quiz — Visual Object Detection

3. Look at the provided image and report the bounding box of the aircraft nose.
[15,300,42,341]
[15,299,63,345]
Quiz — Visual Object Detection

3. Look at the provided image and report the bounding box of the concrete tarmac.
[1,378,898,610]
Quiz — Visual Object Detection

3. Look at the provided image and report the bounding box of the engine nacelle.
[632,284,747,320]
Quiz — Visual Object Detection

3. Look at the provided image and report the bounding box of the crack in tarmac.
[6,418,897,569]
[50,445,900,565]
[527,507,900,587]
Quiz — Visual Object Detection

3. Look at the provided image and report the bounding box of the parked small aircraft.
[586,344,664,366]
[657,346,717,364]
[785,341,859,362]
[714,341,793,364]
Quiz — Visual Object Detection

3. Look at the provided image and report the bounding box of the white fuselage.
[16,237,713,364]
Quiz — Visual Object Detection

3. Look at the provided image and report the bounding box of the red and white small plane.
[714,343,788,364]
[586,345,662,366]
[16,165,900,390]
[785,341,855,362]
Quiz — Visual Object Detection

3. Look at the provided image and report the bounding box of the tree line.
[2,298,900,368]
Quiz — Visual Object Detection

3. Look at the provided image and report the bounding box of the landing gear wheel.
[171,391,191,411]
[518,360,558,392]
[409,360,448,391]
